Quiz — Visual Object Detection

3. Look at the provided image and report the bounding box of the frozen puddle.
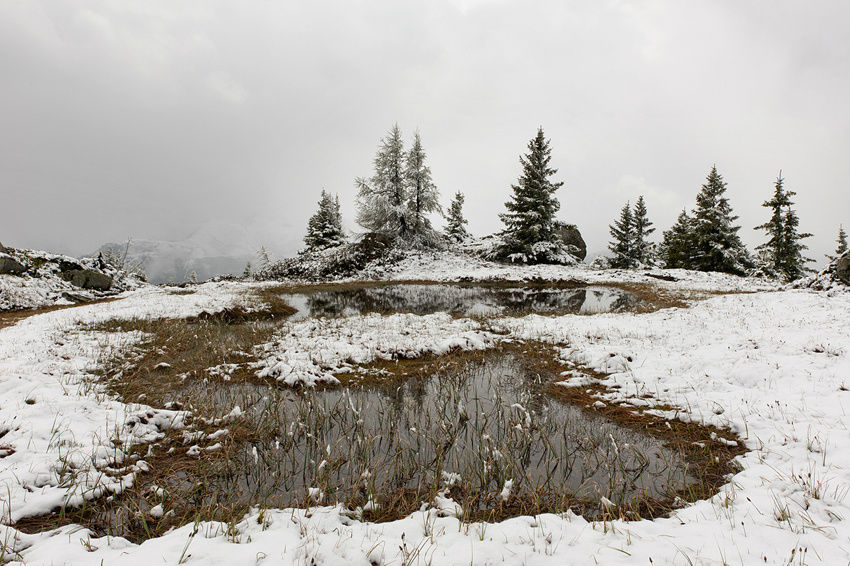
[157,352,689,521]
[284,283,637,320]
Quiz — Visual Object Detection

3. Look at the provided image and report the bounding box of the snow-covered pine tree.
[356,124,409,239]
[445,191,470,243]
[826,225,848,261]
[405,132,442,243]
[632,195,655,266]
[242,262,252,279]
[498,127,571,264]
[333,195,343,237]
[779,192,814,281]
[753,173,788,278]
[690,166,751,275]
[304,189,345,251]
[608,202,636,268]
[660,209,695,269]
[754,173,813,280]
[256,246,270,268]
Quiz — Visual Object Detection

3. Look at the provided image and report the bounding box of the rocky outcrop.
[57,259,83,273]
[2,247,145,312]
[0,254,26,275]
[836,253,850,285]
[62,269,113,291]
[797,251,850,292]
[255,233,403,281]
[555,223,587,261]
[61,292,94,304]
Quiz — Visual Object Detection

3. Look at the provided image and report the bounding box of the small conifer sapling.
[608,202,636,268]
[445,191,470,243]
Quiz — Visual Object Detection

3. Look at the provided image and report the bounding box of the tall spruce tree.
[778,193,814,280]
[827,225,848,261]
[754,173,813,280]
[304,190,345,251]
[608,202,636,268]
[445,191,470,243]
[690,166,750,274]
[660,209,695,269]
[356,124,409,238]
[498,127,571,264]
[632,195,655,266]
[404,131,442,242]
[753,173,789,277]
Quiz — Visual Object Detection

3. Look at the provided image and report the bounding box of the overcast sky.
[2,0,848,265]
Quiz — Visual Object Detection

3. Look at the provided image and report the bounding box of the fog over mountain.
[2,1,849,271]
[95,222,284,283]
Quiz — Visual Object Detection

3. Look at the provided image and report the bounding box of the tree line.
[610,166,845,281]
[303,125,574,262]
[303,125,465,251]
[301,124,844,281]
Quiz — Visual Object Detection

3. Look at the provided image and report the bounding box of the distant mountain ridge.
[96,239,250,284]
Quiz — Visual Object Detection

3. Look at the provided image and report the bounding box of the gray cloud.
[1,0,848,265]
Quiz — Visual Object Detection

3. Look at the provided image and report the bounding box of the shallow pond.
[283,284,637,320]
[166,350,689,518]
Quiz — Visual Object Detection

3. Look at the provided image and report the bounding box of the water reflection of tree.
[404,375,428,407]
[581,288,636,313]
[306,285,488,316]
[496,289,586,315]
[302,285,633,318]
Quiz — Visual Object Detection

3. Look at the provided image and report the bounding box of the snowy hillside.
[0,245,146,312]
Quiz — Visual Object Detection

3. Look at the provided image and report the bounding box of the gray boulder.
[63,269,113,291]
[57,259,83,272]
[61,292,93,304]
[555,223,587,261]
[800,250,850,291]
[0,254,25,275]
[836,252,850,285]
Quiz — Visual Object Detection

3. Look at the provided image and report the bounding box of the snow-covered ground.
[2,268,849,565]
[0,283,265,524]
[367,249,780,293]
[255,312,493,386]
